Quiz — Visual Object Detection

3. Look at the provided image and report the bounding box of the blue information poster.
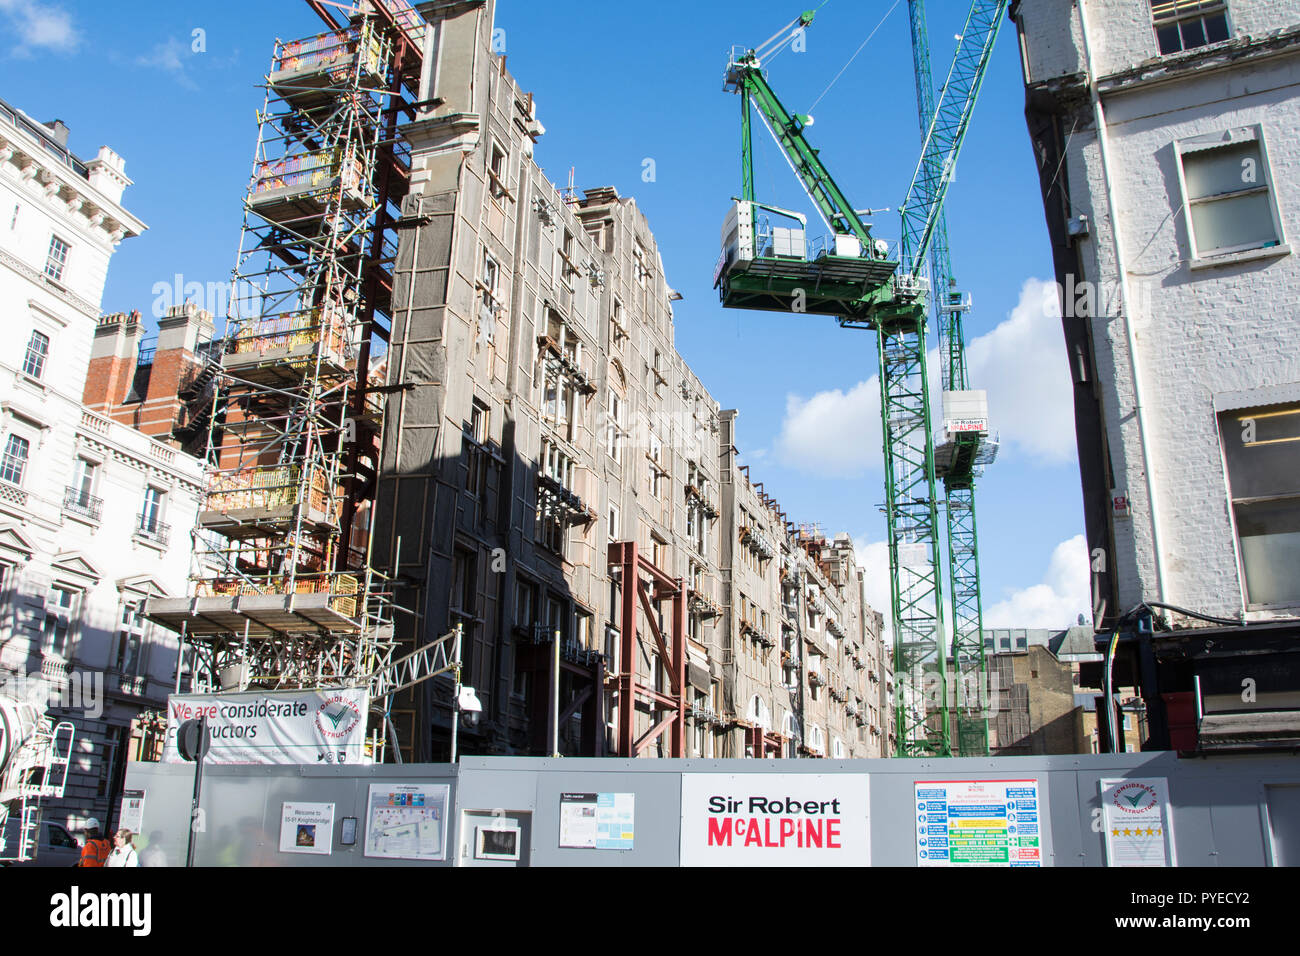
[915,779,1042,867]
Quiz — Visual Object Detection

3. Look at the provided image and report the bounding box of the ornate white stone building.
[0,96,203,831]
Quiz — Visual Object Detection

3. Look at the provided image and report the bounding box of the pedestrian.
[78,818,111,867]
[106,828,139,867]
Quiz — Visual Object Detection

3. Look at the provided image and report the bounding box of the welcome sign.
[162,687,369,765]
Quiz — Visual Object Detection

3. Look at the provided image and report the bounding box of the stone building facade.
[371,0,890,760]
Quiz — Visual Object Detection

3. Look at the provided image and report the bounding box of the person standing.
[106,829,139,867]
[78,818,111,867]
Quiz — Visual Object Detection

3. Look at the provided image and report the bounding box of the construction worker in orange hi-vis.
[78,817,111,867]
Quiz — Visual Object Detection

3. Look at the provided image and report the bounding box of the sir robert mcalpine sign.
[680,774,870,866]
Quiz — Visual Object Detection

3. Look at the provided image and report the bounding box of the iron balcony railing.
[137,513,170,546]
[63,486,103,522]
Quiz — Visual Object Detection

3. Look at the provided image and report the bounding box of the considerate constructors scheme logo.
[1111,782,1159,814]
[315,695,362,740]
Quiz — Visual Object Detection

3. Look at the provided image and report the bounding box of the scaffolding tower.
[147,4,429,728]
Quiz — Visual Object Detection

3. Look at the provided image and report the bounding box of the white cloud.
[136,37,197,89]
[852,536,892,628]
[773,278,1073,476]
[775,377,881,478]
[0,0,79,55]
[965,277,1075,464]
[983,534,1090,629]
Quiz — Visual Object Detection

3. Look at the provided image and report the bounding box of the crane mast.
[716,3,1007,756]
[909,0,1006,757]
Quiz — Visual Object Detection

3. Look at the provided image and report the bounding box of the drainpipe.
[1077,0,1168,604]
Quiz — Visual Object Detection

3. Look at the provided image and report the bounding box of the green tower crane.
[909,0,1005,756]
[715,2,1008,756]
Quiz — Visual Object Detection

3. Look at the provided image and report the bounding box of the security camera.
[458,686,483,730]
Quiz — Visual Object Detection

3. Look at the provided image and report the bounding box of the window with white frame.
[1151,1,1229,56]
[808,723,824,755]
[608,502,620,541]
[464,398,490,500]
[832,737,845,759]
[605,389,623,463]
[116,601,147,677]
[44,584,80,657]
[22,330,49,379]
[0,434,30,486]
[478,250,500,344]
[44,235,69,282]
[140,486,167,537]
[1178,127,1283,260]
[488,142,508,200]
[1219,403,1300,608]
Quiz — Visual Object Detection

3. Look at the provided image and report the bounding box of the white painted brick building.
[1013,1,1300,750]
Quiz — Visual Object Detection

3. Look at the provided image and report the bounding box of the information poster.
[680,773,869,867]
[279,802,334,855]
[118,790,146,834]
[558,792,634,850]
[1100,777,1174,867]
[916,779,1042,867]
[364,783,449,861]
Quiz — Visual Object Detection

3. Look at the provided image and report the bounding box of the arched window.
[783,711,798,758]
[809,724,824,755]
[749,695,770,731]
[832,737,845,759]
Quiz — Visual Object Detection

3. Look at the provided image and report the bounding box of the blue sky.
[0,0,1090,628]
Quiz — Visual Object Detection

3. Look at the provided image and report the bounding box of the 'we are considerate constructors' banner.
[162,688,369,765]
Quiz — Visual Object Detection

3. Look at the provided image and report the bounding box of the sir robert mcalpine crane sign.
[680,774,870,866]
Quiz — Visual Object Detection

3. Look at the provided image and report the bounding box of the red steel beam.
[612,541,637,757]
[609,540,686,758]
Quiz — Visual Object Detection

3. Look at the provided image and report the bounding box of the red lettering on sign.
[806,819,823,848]
[779,819,795,846]
[827,819,841,849]
[707,817,733,847]
[744,819,762,846]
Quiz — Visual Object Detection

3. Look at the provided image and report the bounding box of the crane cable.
[808,0,902,113]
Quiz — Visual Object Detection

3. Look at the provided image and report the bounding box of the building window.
[22,330,49,379]
[478,250,500,345]
[1220,404,1300,607]
[515,579,536,629]
[1177,127,1282,259]
[608,502,620,541]
[139,486,168,541]
[465,398,490,500]
[0,434,29,486]
[44,235,70,281]
[116,602,147,678]
[606,390,623,463]
[610,297,626,346]
[1151,1,1229,56]
[536,444,571,557]
[44,585,80,657]
[488,142,508,200]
